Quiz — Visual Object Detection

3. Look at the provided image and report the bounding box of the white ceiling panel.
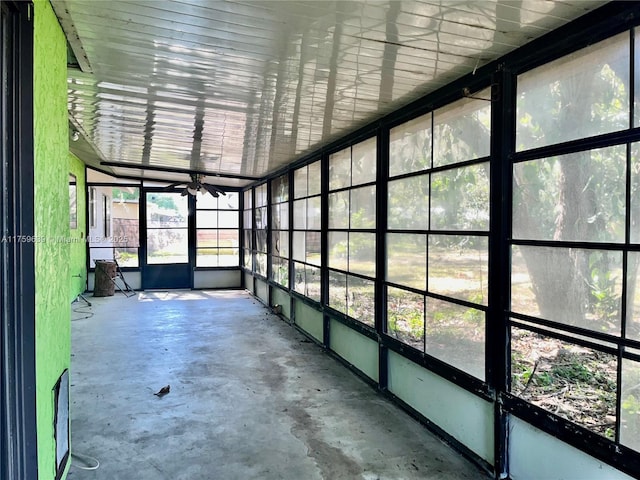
[55,0,608,187]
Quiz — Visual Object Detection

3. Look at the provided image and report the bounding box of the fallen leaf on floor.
[154,385,170,396]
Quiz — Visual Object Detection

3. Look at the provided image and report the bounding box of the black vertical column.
[376,125,389,391]
[488,66,515,480]
[321,151,331,349]
[1,2,38,480]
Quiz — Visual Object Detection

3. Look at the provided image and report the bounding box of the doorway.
[141,190,193,289]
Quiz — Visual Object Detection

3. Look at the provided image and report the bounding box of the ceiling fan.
[162,173,226,197]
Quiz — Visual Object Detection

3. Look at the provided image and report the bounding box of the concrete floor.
[67,289,489,480]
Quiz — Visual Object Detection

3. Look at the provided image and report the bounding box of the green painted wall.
[34,1,71,479]
[69,154,87,301]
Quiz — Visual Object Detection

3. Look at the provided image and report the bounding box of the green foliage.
[622,394,640,416]
[148,194,178,211]
[112,187,139,201]
[351,208,375,229]
[552,363,593,383]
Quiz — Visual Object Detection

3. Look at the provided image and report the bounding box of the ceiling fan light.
[187,185,198,195]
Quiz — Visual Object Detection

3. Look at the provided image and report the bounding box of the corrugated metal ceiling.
[54,0,608,187]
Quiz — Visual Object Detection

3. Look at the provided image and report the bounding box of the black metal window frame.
[269,173,290,288]
[85,181,142,271]
[501,25,640,475]
[194,191,241,269]
[290,159,323,304]
[251,182,269,280]
[241,188,253,272]
[325,137,379,330]
[241,4,640,478]
[1,2,38,479]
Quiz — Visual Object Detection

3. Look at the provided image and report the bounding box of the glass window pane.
[511,327,617,439]
[347,275,375,327]
[294,262,306,295]
[271,174,289,203]
[329,148,351,190]
[428,235,488,305]
[256,230,268,253]
[89,247,116,267]
[272,203,283,230]
[196,210,218,228]
[433,90,491,168]
[243,209,252,229]
[272,256,289,286]
[294,166,308,199]
[197,230,218,248]
[352,137,377,186]
[513,146,626,242]
[112,202,140,247]
[431,162,489,231]
[219,230,239,248]
[517,33,629,152]
[279,203,289,230]
[329,270,347,314]
[329,231,348,271]
[426,298,485,380]
[147,228,188,264]
[114,247,138,267]
[388,175,429,230]
[389,112,431,177]
[256,184,268,207]
[387,286,425,349]
[631,143,640,243]
[243,249,252,268]
[293,199,307,229]
[511,245,622,335]
[349,232,376,277]
[272,231,289,258]
[308,160,322,196]
[220,192,239,210]
[244,190,252,209]
[243,230,252,249]
[306,264,321,302]
[255,206,268,229]
[621,358,640,451]
[146,192,188,228]
[197,211,217,229]
[350,186,376,229]
[219,248,238,267]
[292,231,305,262]
[307,196,321,230]
[197,249,217,267]
[386,233,426,290]
[197,194,218,210]
[218,210,238,229]
[329,191,349,229]
[626,252,640,341]
[255,252,267,275]
[305,232,322,266]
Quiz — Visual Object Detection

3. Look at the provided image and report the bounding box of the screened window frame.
[291,160,323,303]
[383,92,492,382]
[326,138,378,328]
[87,182,142,270]
[505,27,640,460]
[269,174,290,287]
[195,192,241,268]
[238,6,640,477]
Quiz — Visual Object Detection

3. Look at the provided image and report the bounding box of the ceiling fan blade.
[161,182,184,191]
[180,188,189,196]
[202,183,225,197]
